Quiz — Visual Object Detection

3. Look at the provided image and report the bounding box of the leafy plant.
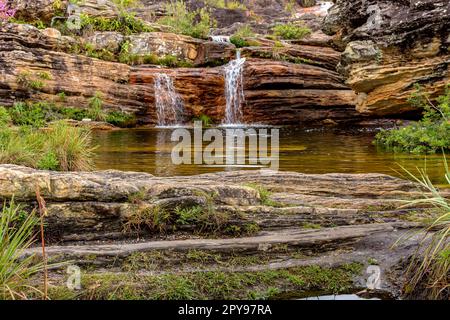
[375,85,450,153]
[0,199,43,300]
[175,206,204,225]
[158,1,216,39]
[87,91,107,121]
[397,158,449,299]
[105,111,137,128]
[230,25,255,48]
[79,12,153,35]
[272,23,311,40]
[0,121,96,171]
[193,114,213,127]
[8,102,61,128]
[0,106,11,127]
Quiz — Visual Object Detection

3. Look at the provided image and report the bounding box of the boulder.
[127,32,236,66]
[323,0,450,116]
[298,0,316,8]
[84,31,124,54]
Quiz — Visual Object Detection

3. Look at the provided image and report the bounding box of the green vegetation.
[44,263,362,300]
[375,86,450,153]
[79,12,153,35]
[17,71,51,91]
[398,159,449,300]
[158,1,216,39]
[272,23,311,40]
[0,199,43,300]
[204,0,247,10]
[105,111,137,128]
[0,107,11,127]
[3,99,136,128]
[0,121,96,171]
[244,183,282,207]
[192,114,213,127]
[230,25,255,48]
[123,190,258,236]
[124,204,172,234]
[87,91,106,122]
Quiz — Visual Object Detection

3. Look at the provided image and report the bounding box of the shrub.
[193,114,213,127]
[79,12,153,35]
[0,106,11,127]
[45,121,96,171]
[375,86,450,153]
[158,1,216,39]
[230,25,255,48]
[0,121,96,171]
[0,199,43,300]
[272,23,311,40]
[204,0,246,10]
[398,159,450,299]
[8,102,61,128]
[106,111,137,128]
[87,92,107,121]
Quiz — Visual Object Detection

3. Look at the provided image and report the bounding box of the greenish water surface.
[92,127,447,183]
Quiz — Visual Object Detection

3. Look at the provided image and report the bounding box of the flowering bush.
[0,0,16,22]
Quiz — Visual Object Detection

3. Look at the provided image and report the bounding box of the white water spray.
[154,73,185,127]
[223,51,246,125]
[210,35,231,43]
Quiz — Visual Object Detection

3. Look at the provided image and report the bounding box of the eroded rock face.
[0,22,358,125]
[127,32,236,66]
[0,164,425,242]
[131,58,359,125]
[9,0,67,23]
[323,0,450,116]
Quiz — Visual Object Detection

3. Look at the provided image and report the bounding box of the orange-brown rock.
[323,0,450,117]
[131,59,359,125]
[127,32,236,66]
[241,42,341,71]
[0,23,358,126]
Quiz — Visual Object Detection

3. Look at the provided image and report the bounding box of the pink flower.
[0,1,16,21]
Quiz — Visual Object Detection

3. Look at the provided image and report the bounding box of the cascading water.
[223,50,246,125]
[210,35,231,43]
[154,73,185,127]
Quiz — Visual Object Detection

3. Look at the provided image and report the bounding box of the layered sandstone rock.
[131,58,359,125]
[0,164,423,242]
[323,0,450,116]
[127,32,236,66]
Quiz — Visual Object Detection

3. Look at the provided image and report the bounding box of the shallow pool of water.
[92,126,447,183]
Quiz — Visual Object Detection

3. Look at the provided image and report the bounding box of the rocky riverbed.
[1,164,444,299]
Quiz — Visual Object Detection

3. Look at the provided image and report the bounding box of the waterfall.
[210,35,231,43]
[154,73,185,127]
[223,51,246,125]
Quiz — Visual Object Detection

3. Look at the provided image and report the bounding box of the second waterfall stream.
[154,73,186,127]
[223,50,246,125]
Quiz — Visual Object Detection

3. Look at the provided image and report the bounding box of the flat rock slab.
[25,223,402,258]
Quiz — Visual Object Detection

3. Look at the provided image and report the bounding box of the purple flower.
[0,1,16,21]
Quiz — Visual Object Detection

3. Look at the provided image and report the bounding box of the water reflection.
[92,127,447,183]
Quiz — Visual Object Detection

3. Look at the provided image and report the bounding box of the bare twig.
[35,186,48,300]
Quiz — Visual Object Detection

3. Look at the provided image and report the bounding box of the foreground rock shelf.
[0,165,439,298]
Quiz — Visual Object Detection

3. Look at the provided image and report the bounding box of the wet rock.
[131,58,359,125]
